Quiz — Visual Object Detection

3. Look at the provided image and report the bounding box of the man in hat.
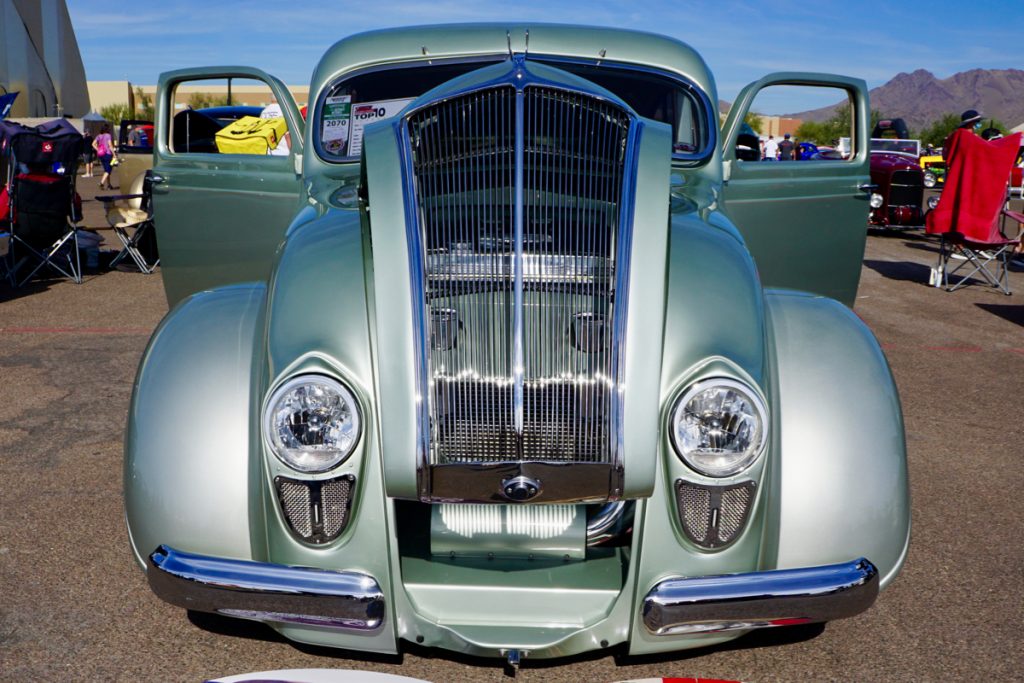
[778,133,795,161]
[943,109,982,161]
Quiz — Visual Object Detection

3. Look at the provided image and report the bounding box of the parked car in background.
[113,119,154,202]
[126,24,909,665]
[919,151,945,188]
[869,138,925,228]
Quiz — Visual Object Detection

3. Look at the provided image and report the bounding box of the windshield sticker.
[346,98,415,157]
[321,95,352,156]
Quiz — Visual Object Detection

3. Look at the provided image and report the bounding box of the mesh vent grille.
[278,479,313,538]
[718,484,754,543]
[674,480,756,549]
[321,477,353,539]
[275,474,356,544]
[677,483,712,543]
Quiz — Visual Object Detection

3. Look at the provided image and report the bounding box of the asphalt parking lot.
[0,184,1022,681]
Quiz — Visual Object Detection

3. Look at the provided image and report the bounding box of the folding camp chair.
[0,118,85,285]
[926,129,1023,295]
[97,171,159,273]
[6,172,82,285]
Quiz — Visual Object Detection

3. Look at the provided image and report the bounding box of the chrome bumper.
[147,545,385,631]
[642,558,878,636]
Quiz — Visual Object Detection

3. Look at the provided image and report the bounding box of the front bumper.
[147,545,385,631]
[148,546,877,651]
[642,558,878,635]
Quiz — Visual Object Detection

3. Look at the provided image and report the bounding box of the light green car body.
[126,24,909,661]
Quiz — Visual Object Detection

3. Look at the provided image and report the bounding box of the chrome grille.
[406,82,632,472]
[675,480,756,549]
[275,475,355,544]
[888,169,923,207]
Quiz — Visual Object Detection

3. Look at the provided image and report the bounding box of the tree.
[134,87,154,120]
[795,104,885,145]
[918,113,962,147]
[187,92,229,109]
[99,102,132,132]
[744,111,763,134]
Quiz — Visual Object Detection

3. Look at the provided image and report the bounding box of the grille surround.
[674,479,757,549]
[275,474,356,545]
[401,59,639,503]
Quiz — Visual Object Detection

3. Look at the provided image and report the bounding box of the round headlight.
[264,375,361,472]
[869,193,884,209]
[670,378,768,477]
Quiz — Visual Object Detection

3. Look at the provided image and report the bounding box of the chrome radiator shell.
[401,59,640,503]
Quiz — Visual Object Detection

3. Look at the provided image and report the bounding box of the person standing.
[778,133,795,161]
[93,124,115,190]
[81,131,95,177]
[763,134,778,160]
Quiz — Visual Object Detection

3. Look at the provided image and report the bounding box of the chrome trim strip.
[428,462,615,504]
[608,120,642,499]
[642,558,879,636]
[397,118,434,500]
[512,81,525,441]
[148,545,385,632]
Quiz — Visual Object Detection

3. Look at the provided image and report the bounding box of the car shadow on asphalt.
[862,259,933,284]
[975,303,1024,327]
[188,610,827,676]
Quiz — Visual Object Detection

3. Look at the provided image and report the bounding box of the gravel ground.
[0,182,1021,682]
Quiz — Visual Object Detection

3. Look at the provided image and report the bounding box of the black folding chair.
[7,172,81,285]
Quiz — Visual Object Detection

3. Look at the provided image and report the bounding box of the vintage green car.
[125,24,909,665]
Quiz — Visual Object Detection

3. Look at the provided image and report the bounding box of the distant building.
[759,116,802,139]
[134,84,310,111]
[0,0,89,117]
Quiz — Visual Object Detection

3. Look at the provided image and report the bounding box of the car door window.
[168,77,295,156]
[736,85,853,162]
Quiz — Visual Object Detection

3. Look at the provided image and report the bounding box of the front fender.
[764,290,910,587]
[124,284,265,568]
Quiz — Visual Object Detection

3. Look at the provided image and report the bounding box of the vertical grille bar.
[406,77,632,473]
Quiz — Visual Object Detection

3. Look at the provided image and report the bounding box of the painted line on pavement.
[0,326,152,335]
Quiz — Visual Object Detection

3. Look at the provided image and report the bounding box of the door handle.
[150,173,168,193]
[857,183,878,193]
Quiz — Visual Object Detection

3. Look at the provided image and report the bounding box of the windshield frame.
[311,53,717,166]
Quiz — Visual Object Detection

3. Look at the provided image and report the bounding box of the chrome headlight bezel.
[869,192,884,209]
[669,377,769,478]
[262,374,362,473]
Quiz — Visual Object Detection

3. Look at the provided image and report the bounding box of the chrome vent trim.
[674,480,757,550]
[275,475,356,545]
[402,59,638,502]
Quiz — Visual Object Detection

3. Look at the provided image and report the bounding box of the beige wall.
[88,81,135,112]
[0,0,90,117]
[135,84,310,110]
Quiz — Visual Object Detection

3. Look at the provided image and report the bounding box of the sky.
[67,0,1024,113]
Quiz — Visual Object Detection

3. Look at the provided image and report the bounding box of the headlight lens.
[264,375,360,472]
[869,193,884,209]
[670,378,768,477]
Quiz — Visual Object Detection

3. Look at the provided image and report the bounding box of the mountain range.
[788,68,1024,131]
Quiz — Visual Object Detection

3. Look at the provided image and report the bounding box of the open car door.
[719,74,871,306]
[152,66,305,307]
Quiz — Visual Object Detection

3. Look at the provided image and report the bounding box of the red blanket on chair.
[926,129,1022,239]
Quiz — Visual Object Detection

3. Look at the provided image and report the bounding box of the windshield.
[315,58,712,162]
[870,138,920,157]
